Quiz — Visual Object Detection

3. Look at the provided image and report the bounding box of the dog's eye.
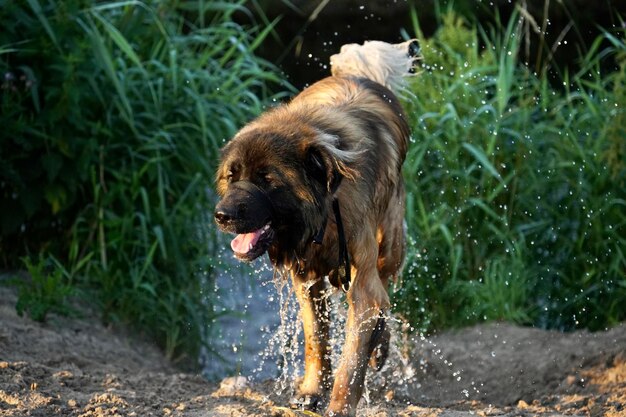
[257,171,274,185]
[225,170,237,183]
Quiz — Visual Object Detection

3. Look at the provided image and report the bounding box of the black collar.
[312,177,351,292]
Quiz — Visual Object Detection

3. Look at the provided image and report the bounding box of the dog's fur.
[215,40,413,416]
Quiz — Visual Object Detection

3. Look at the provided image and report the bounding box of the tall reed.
[0,0,286,363]
[395,9,626,333]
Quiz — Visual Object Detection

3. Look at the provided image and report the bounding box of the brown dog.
[214,40,413,416]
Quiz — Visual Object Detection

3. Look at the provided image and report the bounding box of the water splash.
[202,249,483,405]
[201,248,280,380]
[256,268,302,395]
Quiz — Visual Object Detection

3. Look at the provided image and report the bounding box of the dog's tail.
[330,40,417,93]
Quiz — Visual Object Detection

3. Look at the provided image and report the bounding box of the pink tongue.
[231,229,263,254]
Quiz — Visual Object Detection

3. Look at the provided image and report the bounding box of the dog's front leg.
[291,273,331,410]
[326,264,390,417]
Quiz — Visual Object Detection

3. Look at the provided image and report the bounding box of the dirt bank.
[1,286,625,416]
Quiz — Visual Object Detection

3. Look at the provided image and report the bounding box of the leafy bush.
[0,0,285,363]
[12,255,77,322]
[394,10,626,333]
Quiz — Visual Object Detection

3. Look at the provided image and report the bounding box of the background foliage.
[0,0,284,363]
[394,9,626,333]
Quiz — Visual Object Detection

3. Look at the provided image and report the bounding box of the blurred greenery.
[13,255,77,322]
[394,8,626,333]
[0,0,285,364]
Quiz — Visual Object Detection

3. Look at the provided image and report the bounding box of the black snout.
[214,204,235,226]
[213,180,274,233]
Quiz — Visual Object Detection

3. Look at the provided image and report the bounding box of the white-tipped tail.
[330,40,416,93]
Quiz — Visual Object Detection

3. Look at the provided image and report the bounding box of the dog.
[214,40,413,416]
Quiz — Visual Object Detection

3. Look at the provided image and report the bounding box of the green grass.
[394,9,626,333]
[0,0,286,364]
[12,255,77,322]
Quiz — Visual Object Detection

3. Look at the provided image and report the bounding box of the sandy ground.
[1,285,626,417]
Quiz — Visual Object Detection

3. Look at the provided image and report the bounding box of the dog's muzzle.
[214,180,275,261]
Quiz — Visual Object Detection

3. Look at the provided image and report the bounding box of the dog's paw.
[290,393,324,411]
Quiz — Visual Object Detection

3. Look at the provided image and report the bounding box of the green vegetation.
[0,0,284,363]
[13,255,77,322]
[394,10,626,333]
[1,0,624,366]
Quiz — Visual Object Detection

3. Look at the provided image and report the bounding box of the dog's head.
[214,122,355,263]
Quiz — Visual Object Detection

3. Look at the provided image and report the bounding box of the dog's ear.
[303,134,358,192]
[305,145,339,193]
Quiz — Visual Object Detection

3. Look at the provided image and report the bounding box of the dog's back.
[293,39,414,164]
[288,42,413,285]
